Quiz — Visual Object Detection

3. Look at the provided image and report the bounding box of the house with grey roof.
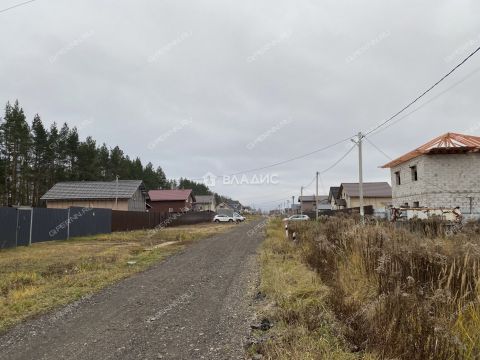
[298,195,329,212]
[336,182,392,210]
[194,195,216,211]
[328,186,341,210]
[41,180,148,212]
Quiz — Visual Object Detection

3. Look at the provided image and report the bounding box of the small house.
[41,180,148,212]
[298,195,329,213]
[328,187,340,210]
[194,195,216,211]
[148,189,195,213]
[337,182,392,210]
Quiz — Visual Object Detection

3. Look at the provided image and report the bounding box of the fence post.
[29,208,33,246]
[67,208,70,240]
[15,208,19,248]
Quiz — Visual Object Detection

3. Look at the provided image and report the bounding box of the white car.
[213,214,235,223]
[282,214,310,223]
[233,213,246,222]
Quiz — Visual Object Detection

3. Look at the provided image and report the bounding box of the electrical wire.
[0,0,37,14]
[188,135,356,181]
[368,66,480,138]
[318,142,357,175]
[364,137,393,160]
[364,45,480,137]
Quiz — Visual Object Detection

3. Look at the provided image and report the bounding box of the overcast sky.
[1,0,480,210]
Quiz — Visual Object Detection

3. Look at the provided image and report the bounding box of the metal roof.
[382,132,480,168]
[328,187,340,202]
[340,182,392,198]
[41,180,145,201]
[299,195,328,203]
[148,189,194,202]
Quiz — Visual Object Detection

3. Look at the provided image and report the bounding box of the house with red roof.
[382,132,480,214]
[147,189,196,213]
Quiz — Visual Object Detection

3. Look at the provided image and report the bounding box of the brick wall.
[390,153,480,214]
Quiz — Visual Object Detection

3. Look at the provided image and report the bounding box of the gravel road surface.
[0,219,266,360]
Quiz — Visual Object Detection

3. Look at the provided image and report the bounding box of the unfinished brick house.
[381,132,480,216]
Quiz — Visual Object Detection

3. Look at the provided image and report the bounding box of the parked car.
[233,212,246,222]
[282,214,310,222]
[213,214,234,223]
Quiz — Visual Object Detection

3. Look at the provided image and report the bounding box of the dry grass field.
[258,216,480,359]
[0,222,233,333]
[251,218,371,360]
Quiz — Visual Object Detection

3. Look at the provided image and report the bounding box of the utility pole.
[300,186,304,215]
[357,132,365,224]
[315,171,319,221]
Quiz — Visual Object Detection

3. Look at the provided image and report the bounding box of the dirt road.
[0,219,266,360]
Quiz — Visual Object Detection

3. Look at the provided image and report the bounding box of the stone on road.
[0,220,265,360]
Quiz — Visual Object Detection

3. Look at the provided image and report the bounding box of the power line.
[0,0,37,14]
[302,175,316,190]
[368,66,480,138]
[364,45,480,137]
[189,135,355,181]
[364,136,392,160]
[318,142,357,175]
[192,44,480,187]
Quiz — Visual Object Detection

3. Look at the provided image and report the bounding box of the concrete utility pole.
[300,186,304,215]
[315,171,319,221]
[292,196,295,214]
[357,132,365,224]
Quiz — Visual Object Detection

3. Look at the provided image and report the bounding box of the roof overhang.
[381,133,480,168]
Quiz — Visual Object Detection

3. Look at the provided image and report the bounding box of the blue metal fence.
[0,208,17,249]
[0,207,112,249]
[0,207,215,250]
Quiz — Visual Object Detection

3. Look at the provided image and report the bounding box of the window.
[411,166,418,181]
[168,208,173,212]
[413,201,420,208]
[395,171,401,185]
[403,202,409,208]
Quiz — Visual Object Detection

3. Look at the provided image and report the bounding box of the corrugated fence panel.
[16,209,32,247]
[168,211,215,226]
[68,207,112,238]
[111,211,161,232]
[1,207,215,249]
[0,208,17,249]
[32,208,69,243]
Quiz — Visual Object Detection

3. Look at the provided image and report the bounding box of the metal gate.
[16,208,33,247]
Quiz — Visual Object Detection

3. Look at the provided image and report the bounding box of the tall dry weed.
[289,216,480,359]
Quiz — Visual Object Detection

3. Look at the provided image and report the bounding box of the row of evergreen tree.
[0,100,179,207]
